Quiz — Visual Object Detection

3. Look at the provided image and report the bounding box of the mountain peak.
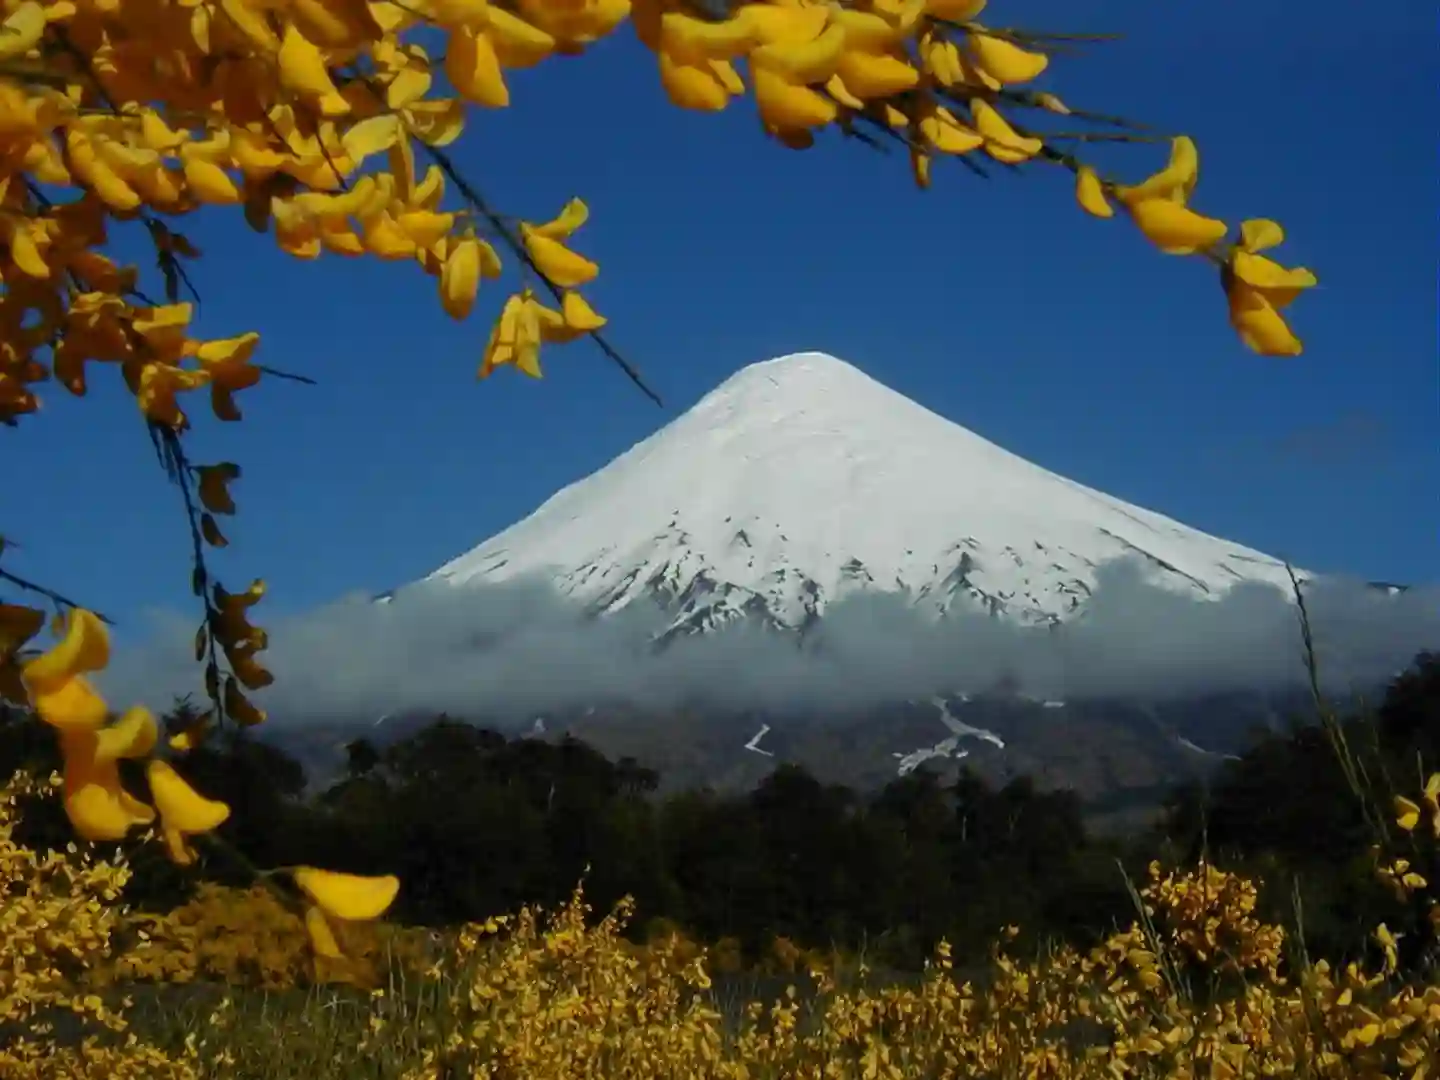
[704,351,877,400]
[421,352,1295,637]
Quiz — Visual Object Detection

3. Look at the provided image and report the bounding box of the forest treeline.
[3,652,1436,975]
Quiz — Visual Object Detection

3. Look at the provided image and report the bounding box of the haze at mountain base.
[104,561,1438,724]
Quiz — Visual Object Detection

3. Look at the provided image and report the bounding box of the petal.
[147,759,231,835]
[1075,166,1114,219]
[969,99,1042,164]
[520,228,599,288]
[59,729,153,840]
[1394,795,1421,832]
[21,608,110,689]
[305,904,346,958]
[751,67,837,130]
[445,26,510,109]
[657,50,732,112]
[1226,278,1304,357]
[292,867,401,921]
[1231,251,1317,306]
[531,198,590,242]
[1116,136,1199,206]
[340,115,402,163]
[163,826,198,866]
[919,105,983,155]
[1127,198,1227,255]
[484,7,557,68]
[966,30,1048,85]
[194,332,261,368]
[439,237,481,321]
[660,11,758,64]
[94,705,159,762]
[31,675,109,730]
[561,291,607,333]
[1239,218,1285,253]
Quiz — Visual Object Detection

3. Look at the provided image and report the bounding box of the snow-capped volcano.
[420,352,1297,639]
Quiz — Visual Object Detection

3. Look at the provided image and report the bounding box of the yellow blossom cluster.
[1141,860,1287,979]
[101,882,437,991]
[1,767,1436,1077]
[0,769,197,1079]
[1388,771,1440,936]
[0,0,1320,440]
[4,607,401,967]
[355,858,1434,1080]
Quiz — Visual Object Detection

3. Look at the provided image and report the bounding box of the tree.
[0,0,1320,960]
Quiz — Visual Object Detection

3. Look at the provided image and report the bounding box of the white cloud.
[99,556,1440,725]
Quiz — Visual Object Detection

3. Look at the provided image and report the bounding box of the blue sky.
[5,0,1435,637]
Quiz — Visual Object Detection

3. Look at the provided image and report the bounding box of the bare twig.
[0,567,115,625]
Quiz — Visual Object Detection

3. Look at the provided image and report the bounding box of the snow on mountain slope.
[422,352,1297,640]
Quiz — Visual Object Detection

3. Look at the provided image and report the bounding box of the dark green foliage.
[1159,651,1440,973]
[1,652,1436,976]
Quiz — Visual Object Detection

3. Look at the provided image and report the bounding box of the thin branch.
[0,567,115,625]
[257,365,318,386]
[1036,131,1167,144]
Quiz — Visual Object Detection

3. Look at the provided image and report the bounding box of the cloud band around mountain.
[100,557,1440,726]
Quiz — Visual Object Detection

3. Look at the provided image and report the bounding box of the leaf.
[159,252,181,304]
[204,661,220,706]
[0,602,45,654]
[193,623,208,662]
[200,513,229,548]
[197,463,241,515]
[168,231,202,258]
[0,663,28,704]
[224,676,265,725]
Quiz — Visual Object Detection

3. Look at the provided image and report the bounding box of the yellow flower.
[439,236,483,321]
[20,608,117,730]
[192,332,263,421]
[1074,165,1114,219]
[94,704,160,761]
[966,28,1048,85]
[1374,923,1399,974]
[1222,218,1317,357]
[1395,795,1422,832]
[1416,772,1440,838]
[58,725,157,840]
[20,607,110,690]
[521,227,598,289]
[146,759,231,866]
[1115,136,1228,255]
[292,867,401,921]
[27,674,110,730]
[479,291,544,379]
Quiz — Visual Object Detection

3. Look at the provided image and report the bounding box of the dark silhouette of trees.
[1,651,1434,975]
[1159,652,1439,970]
